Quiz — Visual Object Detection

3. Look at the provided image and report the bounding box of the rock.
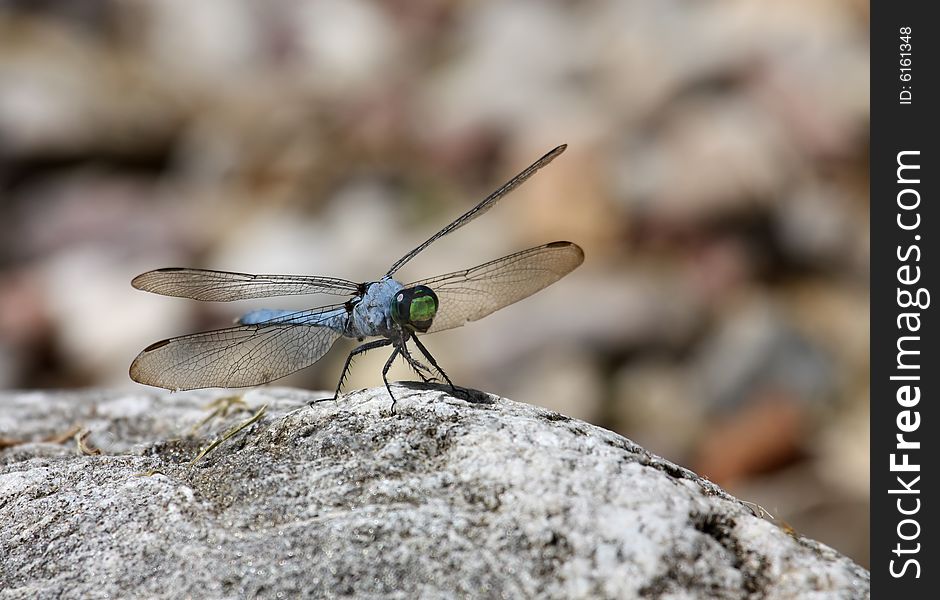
[0,387,869,598]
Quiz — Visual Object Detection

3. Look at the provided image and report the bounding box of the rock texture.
[1,386,868,599]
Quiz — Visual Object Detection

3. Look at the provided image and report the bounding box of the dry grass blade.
[188,404,268,467]
[741,500,774,520]
[190,394,249,434]
[133,469,167,477]
[47,424,84,444]
[0,425,83,449]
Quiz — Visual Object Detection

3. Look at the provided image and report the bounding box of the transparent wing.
[386,144,567,276]
[408,241,584,334]
[132,268,360,301]
[129,306,347,390]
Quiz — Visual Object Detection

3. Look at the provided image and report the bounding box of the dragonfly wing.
[385,144,567,276]
[132,268,360,301]
[408,241,584,334]
[129,306,347,390]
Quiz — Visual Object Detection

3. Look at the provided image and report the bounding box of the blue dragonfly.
[130,145,583,407]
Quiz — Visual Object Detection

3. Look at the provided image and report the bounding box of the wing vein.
[408,242,583,334]
[130,305,348,390]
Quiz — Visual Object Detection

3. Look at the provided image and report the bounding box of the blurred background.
[0,0,868,565]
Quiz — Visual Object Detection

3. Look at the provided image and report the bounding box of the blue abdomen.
[237,308,347,332]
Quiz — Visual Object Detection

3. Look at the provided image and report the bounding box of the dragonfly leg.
[410,335,461,397]
[316,338,393,404]
[398,341,436,383]
[382,346,401,412]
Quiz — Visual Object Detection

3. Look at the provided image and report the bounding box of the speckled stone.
[1,386,869,599]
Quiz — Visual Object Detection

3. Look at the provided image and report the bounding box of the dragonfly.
[130,144,583,408]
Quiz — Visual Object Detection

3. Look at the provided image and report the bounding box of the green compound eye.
[409,294,436,323]
[390,286,439,332]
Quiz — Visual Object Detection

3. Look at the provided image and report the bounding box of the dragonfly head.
[390,285,439,333]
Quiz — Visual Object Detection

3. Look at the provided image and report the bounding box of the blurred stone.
[612,361,699,463]
[693,392,807,487]
[124,0,263,85]
[0,16,178,157]
[784,280,870,374]
[503,143,623,261]
[285,0,403,94]
[421,1,593,137]
[0,269,51,388]
[502,346,605,424]
[692,301,834,414]
[0,269,49,348]
[722,0,869,158]
[615,98,790,222]
[5,170,182,262]
[208,178,401,281]
[461,269,701,366]
[39,247,191,388]
[815,389,869,498]
[774,182,864,271]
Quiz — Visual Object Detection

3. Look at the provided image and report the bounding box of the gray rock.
[1,387,868,599]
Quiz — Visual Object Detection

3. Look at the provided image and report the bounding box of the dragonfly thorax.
[347,278,404,339]
[390,285,439,333]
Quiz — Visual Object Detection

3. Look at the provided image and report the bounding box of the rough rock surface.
[1,386,868,599]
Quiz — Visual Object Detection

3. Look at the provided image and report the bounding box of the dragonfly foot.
[309,395,338,406]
